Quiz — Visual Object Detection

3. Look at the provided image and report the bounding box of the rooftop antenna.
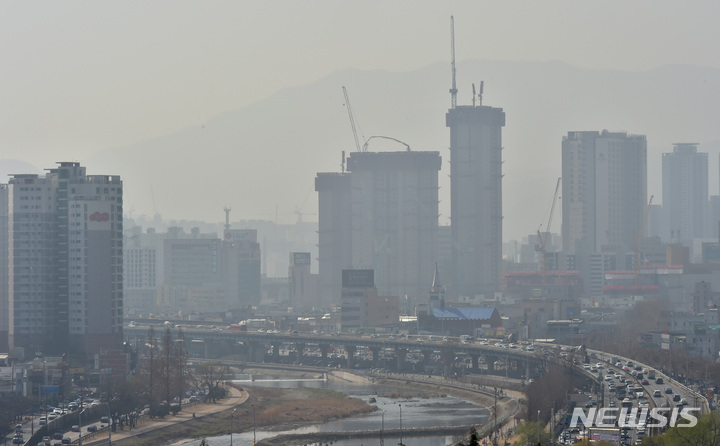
[478,80,484,106]
[472,83,476,107]
[341,150,346,173]
[449,15,458,108]
[224,207,231,233]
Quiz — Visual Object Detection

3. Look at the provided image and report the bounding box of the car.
[673,394,681,401]
[642,379,649,385]
[43,437,51,444]
[12,438,23,445]
[87,425,97,433]
[48,414,57,420]
[53,432,63,440]
[665,387,673,394]
[101,416,110,424]
[656,377,664,385]
[15,424,23,433]
[653,390,662,397]
[71,425,81,432]
[62,438,71,445]
[681,398,689,405]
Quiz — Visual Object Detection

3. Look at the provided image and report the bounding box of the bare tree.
[195,361,230,403]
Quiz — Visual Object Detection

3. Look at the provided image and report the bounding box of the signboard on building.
[86,202,112,230]
[224,229,257,243]
[290,252,311,266]
[342,269,374,289]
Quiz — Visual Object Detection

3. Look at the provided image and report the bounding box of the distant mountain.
[84,60,720,241]
[0,159,41,183]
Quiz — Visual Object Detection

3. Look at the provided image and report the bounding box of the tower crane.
[342,86,362,152]
[361,135,411,152]
[449,16,458,108]
[537,177,562,281]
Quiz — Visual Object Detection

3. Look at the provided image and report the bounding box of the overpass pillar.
[295,343,305,364]
[486,355,495,373]
[370,346,381,368]
[470,354,479,371]
[319,344,330,359]
[526,360,531,381]
[440,348,454,377]
[346,345,357,369]
[395,347,407,372]
[248,340,264,363]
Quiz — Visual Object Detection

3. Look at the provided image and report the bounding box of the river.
[177,375,490,446]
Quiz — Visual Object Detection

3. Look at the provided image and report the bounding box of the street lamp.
[399,403,403,446]
[78,402,85,446]
[252,404,256,445]
[380,410,386,446]
[537,409,541,444]
[230,408,237,446]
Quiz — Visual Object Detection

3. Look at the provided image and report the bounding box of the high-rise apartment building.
[315,172,352,307]
[5,162,123,357]
[346,151,441,309]
[561,131,647,297]
[662,143,708,244]
[446,105,505,298]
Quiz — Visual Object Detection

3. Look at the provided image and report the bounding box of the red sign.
[89,212,110,222]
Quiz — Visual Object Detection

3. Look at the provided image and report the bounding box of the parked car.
[87,425,98,433]
[71,425,81,432]
[100,416,110,424]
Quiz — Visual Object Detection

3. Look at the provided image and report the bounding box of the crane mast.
[449,16,458,108]
[537,177,562,280]
[342,86,362,152]
[634,195,654,284]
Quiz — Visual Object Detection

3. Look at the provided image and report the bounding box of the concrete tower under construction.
[446,105,505,299]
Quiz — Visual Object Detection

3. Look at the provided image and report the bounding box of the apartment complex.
[662,143,709,245]
[2,162,123,357]
[561,131,647,297]
[346,151,441,309]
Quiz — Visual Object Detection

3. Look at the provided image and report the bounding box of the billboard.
[342,269,374,289]
[224,229,257,243]
[290,252,311,266]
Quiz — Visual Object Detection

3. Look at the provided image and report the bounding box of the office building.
[662,143,708,245]
[340,269,398,330]
[446,104,505,299]
[288,252,319,308]
[124,227,164,315]
[222,229,262,308]
[6,162,123,357]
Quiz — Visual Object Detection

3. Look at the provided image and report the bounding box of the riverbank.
[85,372,376,446]
[84,366,521,446]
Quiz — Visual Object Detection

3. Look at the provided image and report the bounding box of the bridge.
[124,325,599,384]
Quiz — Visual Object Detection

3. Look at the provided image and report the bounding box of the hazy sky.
[2,1,719,167]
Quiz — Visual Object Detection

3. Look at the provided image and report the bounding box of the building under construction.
[445,16,506,300]
[446,104,505,299]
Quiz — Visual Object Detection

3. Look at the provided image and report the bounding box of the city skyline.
[1,3,719,243]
